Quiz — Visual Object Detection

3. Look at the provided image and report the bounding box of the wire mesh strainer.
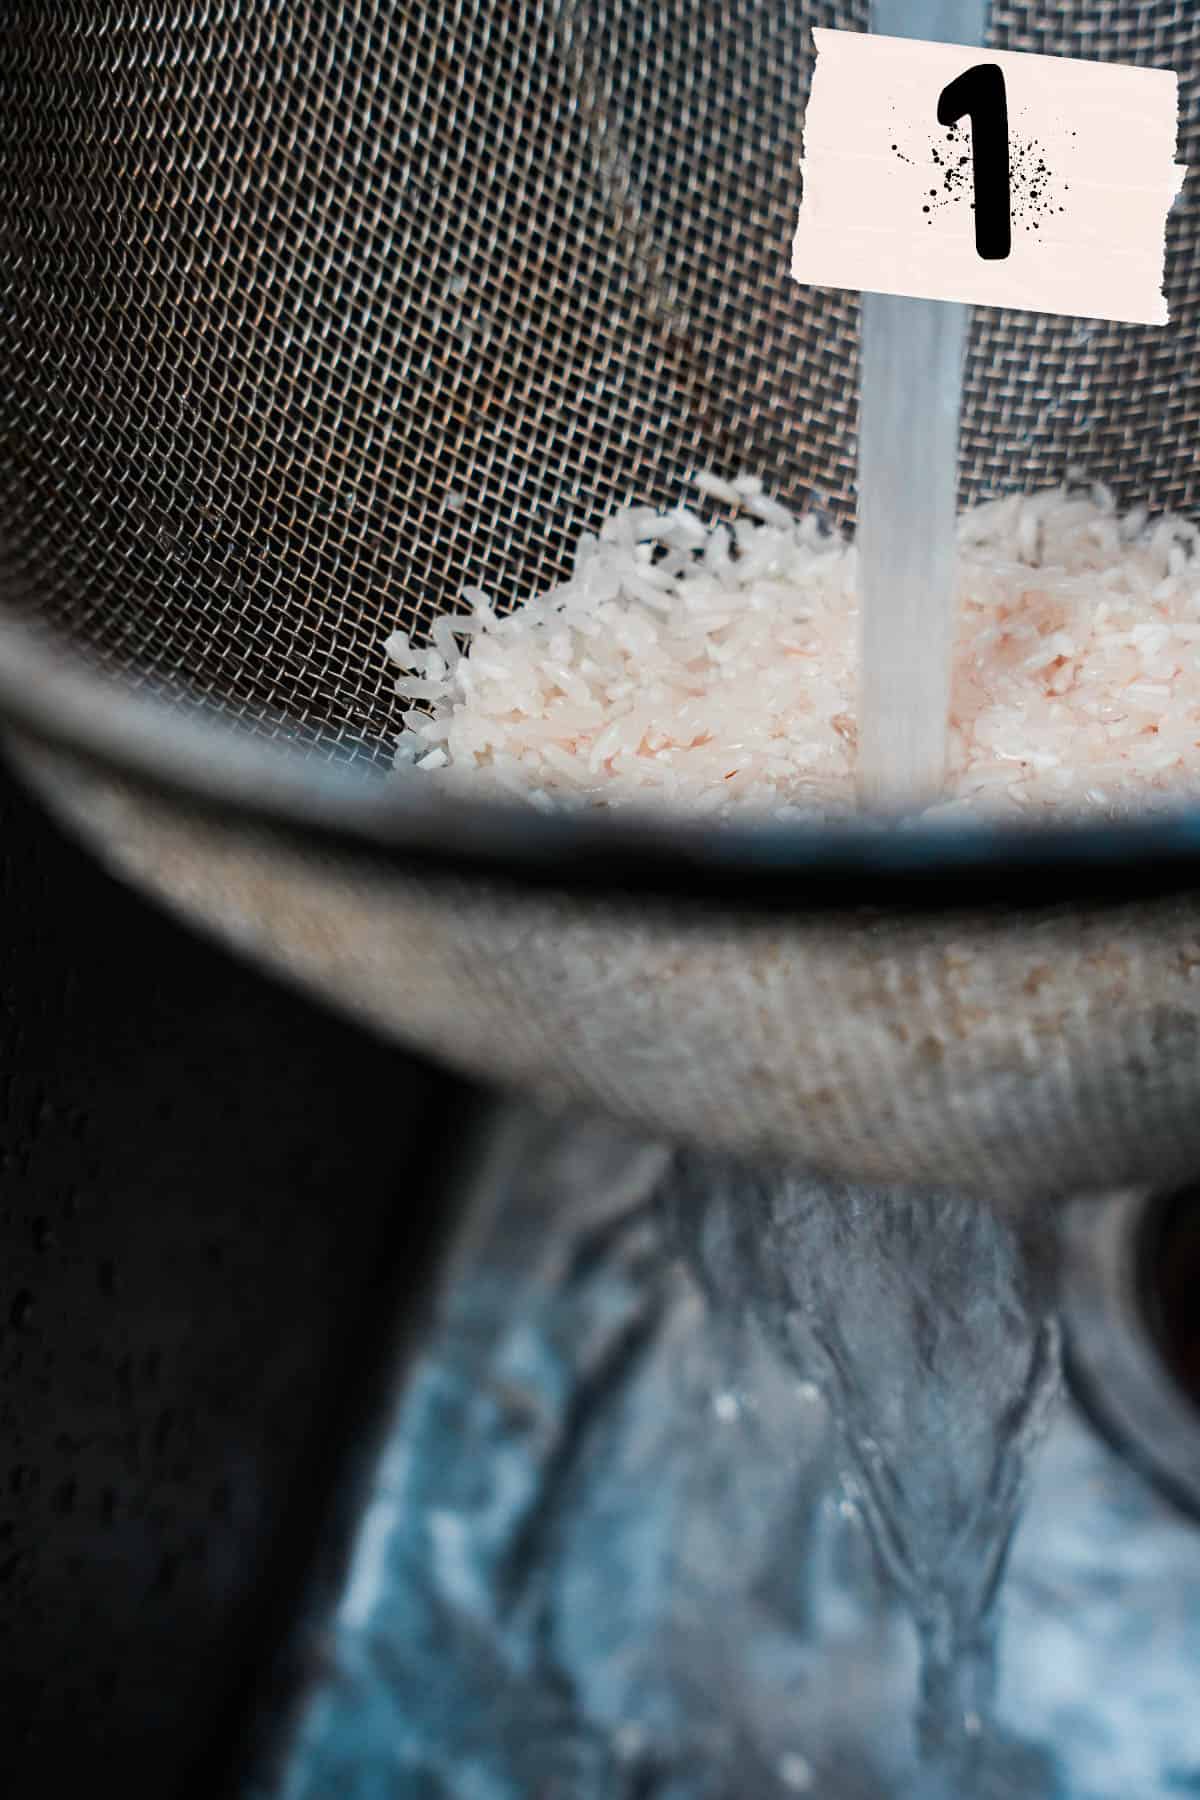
[3,0,1200,1201]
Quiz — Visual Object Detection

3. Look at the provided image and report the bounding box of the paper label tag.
[791,28,1187,325]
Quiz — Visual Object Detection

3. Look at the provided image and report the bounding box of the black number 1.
[937,63,1011,260]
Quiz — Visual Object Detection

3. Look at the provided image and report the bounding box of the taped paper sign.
[791,29,1187,325]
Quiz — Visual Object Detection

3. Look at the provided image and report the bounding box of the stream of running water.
[856,0,985,809]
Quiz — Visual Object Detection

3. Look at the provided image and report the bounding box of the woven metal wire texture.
[1,1,1197,771]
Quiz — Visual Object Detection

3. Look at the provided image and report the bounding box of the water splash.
[662,1159,1062,1793]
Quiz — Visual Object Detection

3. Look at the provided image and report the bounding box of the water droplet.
[712,1391,740,1423]
[779,1751,814,1791]
[613,1722,646,1761]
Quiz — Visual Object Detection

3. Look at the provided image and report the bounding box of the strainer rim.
[4,611,1200,918]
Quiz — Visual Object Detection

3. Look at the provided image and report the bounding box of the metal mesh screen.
[2,1,1198,771]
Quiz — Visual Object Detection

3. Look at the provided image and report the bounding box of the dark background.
[0,754,479,1796]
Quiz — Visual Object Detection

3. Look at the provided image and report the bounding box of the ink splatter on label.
[891,111,1072,236]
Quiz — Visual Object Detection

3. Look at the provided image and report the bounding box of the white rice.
[385,475,1200,823]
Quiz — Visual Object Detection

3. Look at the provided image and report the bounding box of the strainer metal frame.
[5,616,1200,920]
[6,0,1200,1209]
